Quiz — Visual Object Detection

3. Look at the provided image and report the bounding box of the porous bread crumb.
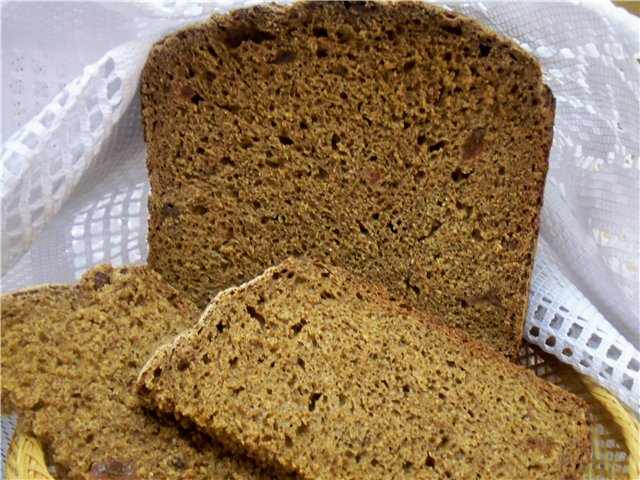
[138,258,591,480]
[142,0,554,358]
[1,264,278,480]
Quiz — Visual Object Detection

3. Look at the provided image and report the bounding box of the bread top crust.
[138,257,590,480]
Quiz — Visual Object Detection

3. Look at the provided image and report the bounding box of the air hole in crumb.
[177,358,190,372]
[372,212,380,220]
[471,229,483,241]
[331,133,341,149]
[357,221,369,235]
[229,356,238,368]
[297,358,306,370]
[402,384,410,394]
[191,205,208,215]
[222,24,275,49]
[498,166,506,175]
[403,462,413,472]
[312,26,328,37]
[403,60,416,72]
[273,50,296,65]
[221,156,235,167]
[340,92,348,100]
[279,135,294,146]
[460,299,468,308]
[299,121,308,129]
[246,305,266,328]
[216,322,227,333]
[451,168,472,182]
[284,435,293,448]
[153,367,163,378]
[85,434,94,444]
[291,319,307,334]
[162,203,180,219]
[207,45,219,58]
[196,147,205,154]
[191,93,203,105]
[308,392,323,412]
[425,454,436,468]
[428,141,446,153]
[455,201,472,218]
[417,135,427,145]
[316,49,328,58]
[479,44,492,57]
[336,25,354,43]
[442,24,462,36]
[202,353,211,365]
[320,290,336,300]
[232,386,245,397]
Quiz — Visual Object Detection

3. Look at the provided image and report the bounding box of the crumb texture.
[143,1,554,358]
[1,264,274,480]
[139,258,590,480]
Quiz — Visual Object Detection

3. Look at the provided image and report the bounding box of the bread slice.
[142,1,554,357]
[137,258,590,479]
[1,265,276,480]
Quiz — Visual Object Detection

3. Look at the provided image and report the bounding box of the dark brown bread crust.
[142,1,554,358]
[1,265,275,480]
[138,258,590,480]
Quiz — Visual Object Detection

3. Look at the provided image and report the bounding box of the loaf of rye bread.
[137,258,590,479]
[0,265,278,480]
[142,1,554,358]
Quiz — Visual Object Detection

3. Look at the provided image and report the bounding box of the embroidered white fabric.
[1,0,639,470]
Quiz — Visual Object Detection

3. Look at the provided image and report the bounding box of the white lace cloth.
[2,0,639,469]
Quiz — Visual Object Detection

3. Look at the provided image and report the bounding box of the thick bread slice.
[137,258,591,480]
[142,0,554,357]
[0,265,276,480]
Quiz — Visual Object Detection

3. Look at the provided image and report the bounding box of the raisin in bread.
[138,258,590,480]
[1,265,276,480]
[142,1,554,357]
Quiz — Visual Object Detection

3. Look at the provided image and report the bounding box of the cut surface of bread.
[138,258,590,480]
[1,265,274,480]
[142,0,554,357]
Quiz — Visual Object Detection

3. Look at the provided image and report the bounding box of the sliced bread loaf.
[137,258,590,479]
[142,0,554,357]
[1,265,275,480]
